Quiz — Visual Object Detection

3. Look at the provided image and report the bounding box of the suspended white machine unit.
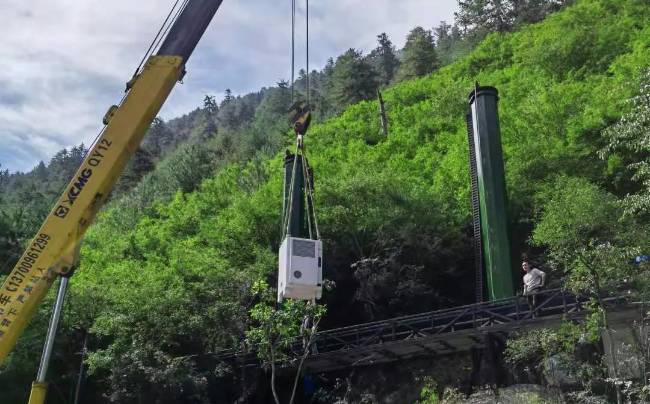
[277,237,323,302]
[278,100,323,302]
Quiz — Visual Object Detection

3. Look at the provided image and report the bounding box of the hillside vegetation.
[2,0,650,402]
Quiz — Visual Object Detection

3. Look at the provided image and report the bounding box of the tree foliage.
[330,48,379,112]
[455,0,569,38]
[433,21,465,67]
[369,33,400,86]
[397,27,438,82]
[204,94,218,114]
[246,281,326,404]
[601,72,650,215]
[532,178,648,297]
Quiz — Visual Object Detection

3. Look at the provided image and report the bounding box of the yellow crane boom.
[0,0,224,365]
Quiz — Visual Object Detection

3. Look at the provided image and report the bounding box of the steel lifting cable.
[306,0,309,104]
[282,144,320,241]
[302,0,319,241]
[152,0,190,63]
[283,143,301,238]
[291,0,296,103]
[283,0,319,241]
[300,152,313,240]
[290,0,309,103]
[134,0,184,77]
[301,152,320,240]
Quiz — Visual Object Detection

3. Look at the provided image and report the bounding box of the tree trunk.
[289,344,310,404]
[270,346,280,404]
[290,318,321,404]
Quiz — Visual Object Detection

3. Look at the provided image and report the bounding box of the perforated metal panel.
[292,239,315,258]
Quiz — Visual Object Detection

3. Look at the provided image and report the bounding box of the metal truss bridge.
[217,289,640,373]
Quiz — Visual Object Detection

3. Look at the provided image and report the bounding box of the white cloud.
[0,0,457,173]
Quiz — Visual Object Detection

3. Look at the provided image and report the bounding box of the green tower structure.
[282,151,310,239]
[467,85,514,301]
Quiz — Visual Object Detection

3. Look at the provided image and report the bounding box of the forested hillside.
[2,0,650,402]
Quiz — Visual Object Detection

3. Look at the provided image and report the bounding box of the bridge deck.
[217,290,640,373]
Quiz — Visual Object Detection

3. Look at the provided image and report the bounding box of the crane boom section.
[0,55,183,364]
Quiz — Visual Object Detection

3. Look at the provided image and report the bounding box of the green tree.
[330,48,378,112]
[369,33,400,86]
[397,27,438,81]
[296,68,308,94]
[505,322,608,402]
[199,114,218,141]
[456,0,512,34]
[433,21,464,66]
[216,89,249,130]
[323,57,334,79]
[532,176,648,404]
[48,148,71,184]
[601,72,650,216]
[142,117,174,158]
[218,104,240,129]
[0,164,6,189]
[220,88,234,107]
[32,161,48,182]
[315,59,336,120]
[456,0,567,37]
[307,70,322,112]
[532,176,645,296]
[114,146,156,195]
[238,98,256,125]
[246,281,326,404]
[203,94,218,114]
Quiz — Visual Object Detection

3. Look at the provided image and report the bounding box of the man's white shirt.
[524,268,545,293]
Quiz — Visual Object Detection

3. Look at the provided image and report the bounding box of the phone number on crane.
[5,234,51,293]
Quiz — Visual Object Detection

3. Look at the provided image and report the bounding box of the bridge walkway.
[217,289,640,373]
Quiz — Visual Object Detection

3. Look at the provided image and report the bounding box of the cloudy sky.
[0,0,457,173]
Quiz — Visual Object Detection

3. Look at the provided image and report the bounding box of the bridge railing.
[216,289,628,367]
[311,289,573,351]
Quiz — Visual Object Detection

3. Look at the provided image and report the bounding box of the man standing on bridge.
[522,261,546,317]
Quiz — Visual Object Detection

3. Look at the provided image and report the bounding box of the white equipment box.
[277,237,323,302]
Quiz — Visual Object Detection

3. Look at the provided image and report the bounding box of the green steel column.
[468,86,514,300]
[282,151,306,239]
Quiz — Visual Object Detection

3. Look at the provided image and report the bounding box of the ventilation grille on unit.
[292,239,315,258]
